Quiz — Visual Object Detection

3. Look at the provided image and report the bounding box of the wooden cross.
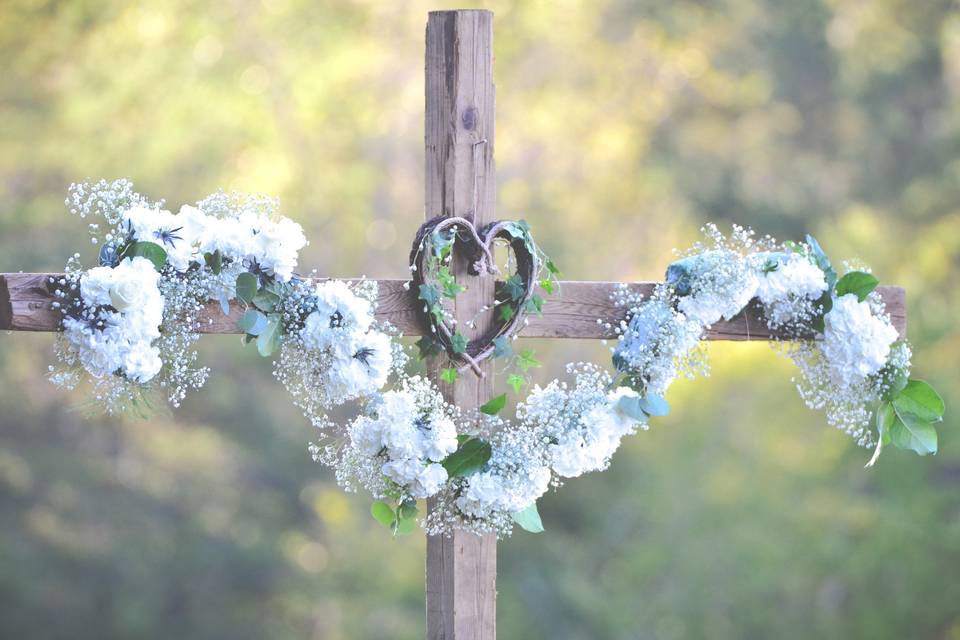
[0,10,907,640]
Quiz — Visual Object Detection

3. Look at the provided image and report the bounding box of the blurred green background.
[2,1,959,638]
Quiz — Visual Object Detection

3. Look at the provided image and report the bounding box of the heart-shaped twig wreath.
[43,181,942,538]
[408,215,547,376]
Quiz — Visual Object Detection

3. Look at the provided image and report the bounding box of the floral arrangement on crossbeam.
[47,181,944,539]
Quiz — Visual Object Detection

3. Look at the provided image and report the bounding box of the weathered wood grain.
[424,10,497,640]
[0,272,909,341]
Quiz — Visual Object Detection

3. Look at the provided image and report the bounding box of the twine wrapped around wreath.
[409,215,540,376]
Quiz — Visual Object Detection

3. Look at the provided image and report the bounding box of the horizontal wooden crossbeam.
[0,273,906,340]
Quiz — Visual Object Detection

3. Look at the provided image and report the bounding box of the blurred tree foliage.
[1,0,959,638]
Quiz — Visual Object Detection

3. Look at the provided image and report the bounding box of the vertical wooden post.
[424,10,497,640]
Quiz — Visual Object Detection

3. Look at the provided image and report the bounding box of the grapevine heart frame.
[46,180,944,538]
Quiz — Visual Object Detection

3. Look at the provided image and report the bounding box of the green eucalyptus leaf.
[251,290,280,313]
[398,500,418,521]
[256,316,282,357]
[638,394,670,417]
[218,290,231,316]
[805,234,838,289]
[479,393,507,416]
[615,395,648,422]
[238,309,268,336]
[371,501,395,527]
[834,271,879,301]
[236,272,258,304]
[392,517,416,536]
[442,438,492,478]
[511,502,544,533]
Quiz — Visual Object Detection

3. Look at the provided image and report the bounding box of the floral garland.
[48,181,944,539]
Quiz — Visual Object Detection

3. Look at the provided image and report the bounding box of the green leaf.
[416,335,444,360]
[251,290,280,313]
[805,234,837,289]
[492,336,512,359]
[450,333,468,354]
[892,380,945,423]
[615,395,648,422]
[371,501,395,527]
[888,409,938,456]
[237,309,268,336]
[479,393,507,416]
[439,368,459,384]
[546,260,561,276]
[442,439,492,478]
[834,271,879,301]
[256,316,282,357]
[511,502,544,533]
[218,290,231,316]
[524,294,544,314]
[498,305,515,322]
[126,241,167,271]
[516,349,541,372]
[392,517,416,536]
[236,272,258,304]
[507,374,527,394]
[539,278,555,294]
[397,500,418,521]
[638,394,670,417]
[204,250,223,274]
[502,274,526,302]
[418,283,441,307]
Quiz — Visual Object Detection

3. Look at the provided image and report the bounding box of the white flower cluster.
[614,225,904,450]
[274,279,396,429]
[60,256,164,383]
[50,180,310,413]
[122,202,307,281]
[341,376,458,499]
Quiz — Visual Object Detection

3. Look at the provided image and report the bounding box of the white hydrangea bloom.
[326,330,393,401]
[456,464,551,519]
[347,381,458,499]
[753,252,827,304]
[821,293,899,386]
[301,280,373,351]
[252,216,307,282]
[671,250,758,326]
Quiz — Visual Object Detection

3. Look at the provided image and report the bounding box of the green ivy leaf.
[479,393,507,416]
[442,439,492,478]
[439,368,459,384]
[524,294,544,314]
[498,305,515,322]
[370,501,395,527]
[511,502,544,533]
[256,316,282,357]
[502,274,526,301]
[236,272,258,304]
[126,241,167,271]
[834,271,879,301]
[539,278,555,294]
[415,335,444,360]
[418,283,441,307]
[507,374,527,394]
[492,336,513,359]
[237,309,268,336]
[450,333,468,354]
[516,349,541,372]
[546,260,561,276]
